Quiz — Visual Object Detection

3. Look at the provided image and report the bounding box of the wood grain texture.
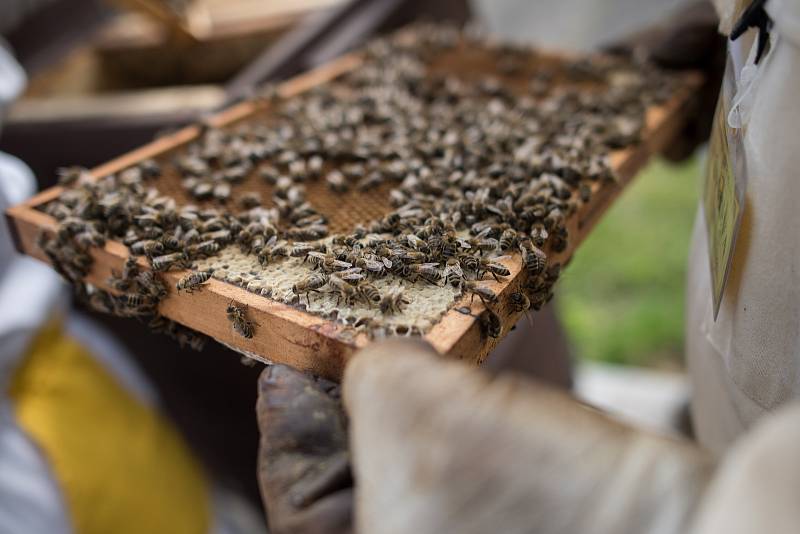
[5,49,701,381]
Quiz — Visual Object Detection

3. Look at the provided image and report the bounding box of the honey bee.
[355,256,392,276]
[293,215,326,228]
[379,288,409,315]
[444,257,464,287]
[328,274,358,306]
[290,242,316,258]
[259,165,280,184]
[134,210,163,228]
[509,291,531,313]
[213,182,231,202]
[151,251,188,272]
[544,207,565,232]
[226,302,255,339]
[405,234,429,251]
[479,308,502,338]
[519,239,547,277]
[122,256,140,280]
[357,171,384,191]
[529,223,549,247]
[136,271,166,299]
[288,159,306,180]
[138,159,160,180]
[176,271,212,292]
[308,156,323,178]
[120,293,147,309]
[499,228,518,250]
[73,229,106,250]
[201,229,232,244]
[458,254,478,272]
[401,250,429,263]
[107,271,132,292]
[356,282,381,306]
[325,170,348,192]
[160,233,181,250]
[468,236,499,253]
[286,225,328,241]
[306,251,352,272]
[238,192,261,209]
[187,240,220,257]
[131,239,164,257]
[292,273,328,303]
[140,226,164,240]
[286,186,306,207]
[389,189,408,207]
[57,166,91,186]
[463,280,498,306]
[578,182,592,203]
[200,217,227,232]
[477,256,511,282]
[337,267,366,284]
[174,326,206,352]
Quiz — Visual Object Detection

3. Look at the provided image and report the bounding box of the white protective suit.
[687,0,800,454]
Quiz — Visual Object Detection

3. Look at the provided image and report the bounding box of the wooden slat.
[5,48,701,380]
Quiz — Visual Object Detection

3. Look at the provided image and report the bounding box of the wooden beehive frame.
[6,51,700,381]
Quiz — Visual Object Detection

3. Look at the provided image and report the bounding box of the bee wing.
[382,257,393,268]
[492,255,512,262]
[332,260,353,269]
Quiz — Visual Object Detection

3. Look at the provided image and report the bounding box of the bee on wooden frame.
[226,301,256,339]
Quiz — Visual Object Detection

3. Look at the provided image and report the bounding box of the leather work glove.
[256,364,353,534]
[256,339,717,534]
[604,1,726,161]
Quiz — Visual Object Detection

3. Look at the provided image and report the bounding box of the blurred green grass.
[555,157,700,368]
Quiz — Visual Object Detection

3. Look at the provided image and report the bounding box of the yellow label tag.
[703,51,747,320]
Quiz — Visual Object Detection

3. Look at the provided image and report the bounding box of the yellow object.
[9,322,211,534]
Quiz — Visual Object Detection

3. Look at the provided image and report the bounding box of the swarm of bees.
[37,23,678,344]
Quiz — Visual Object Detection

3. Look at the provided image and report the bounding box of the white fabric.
[688,402,800,534]
[768,0,800,47]
[0,43,25,122]
[0,404,71,534]
[686,1,800,454]
[0,154,68,391]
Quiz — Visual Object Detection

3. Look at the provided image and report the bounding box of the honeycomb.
[193,243,463,333]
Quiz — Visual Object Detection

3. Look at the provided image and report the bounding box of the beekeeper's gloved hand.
[604,0,726,161]
[256,362,353,534]
[256,339,718,534]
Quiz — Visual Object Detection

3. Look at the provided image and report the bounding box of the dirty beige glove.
[257,339,715,534]
[344,340,715,534]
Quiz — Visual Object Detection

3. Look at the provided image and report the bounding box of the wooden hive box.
[6,27,701,381]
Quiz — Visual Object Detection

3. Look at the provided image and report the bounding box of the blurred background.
[0,0,704,530]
